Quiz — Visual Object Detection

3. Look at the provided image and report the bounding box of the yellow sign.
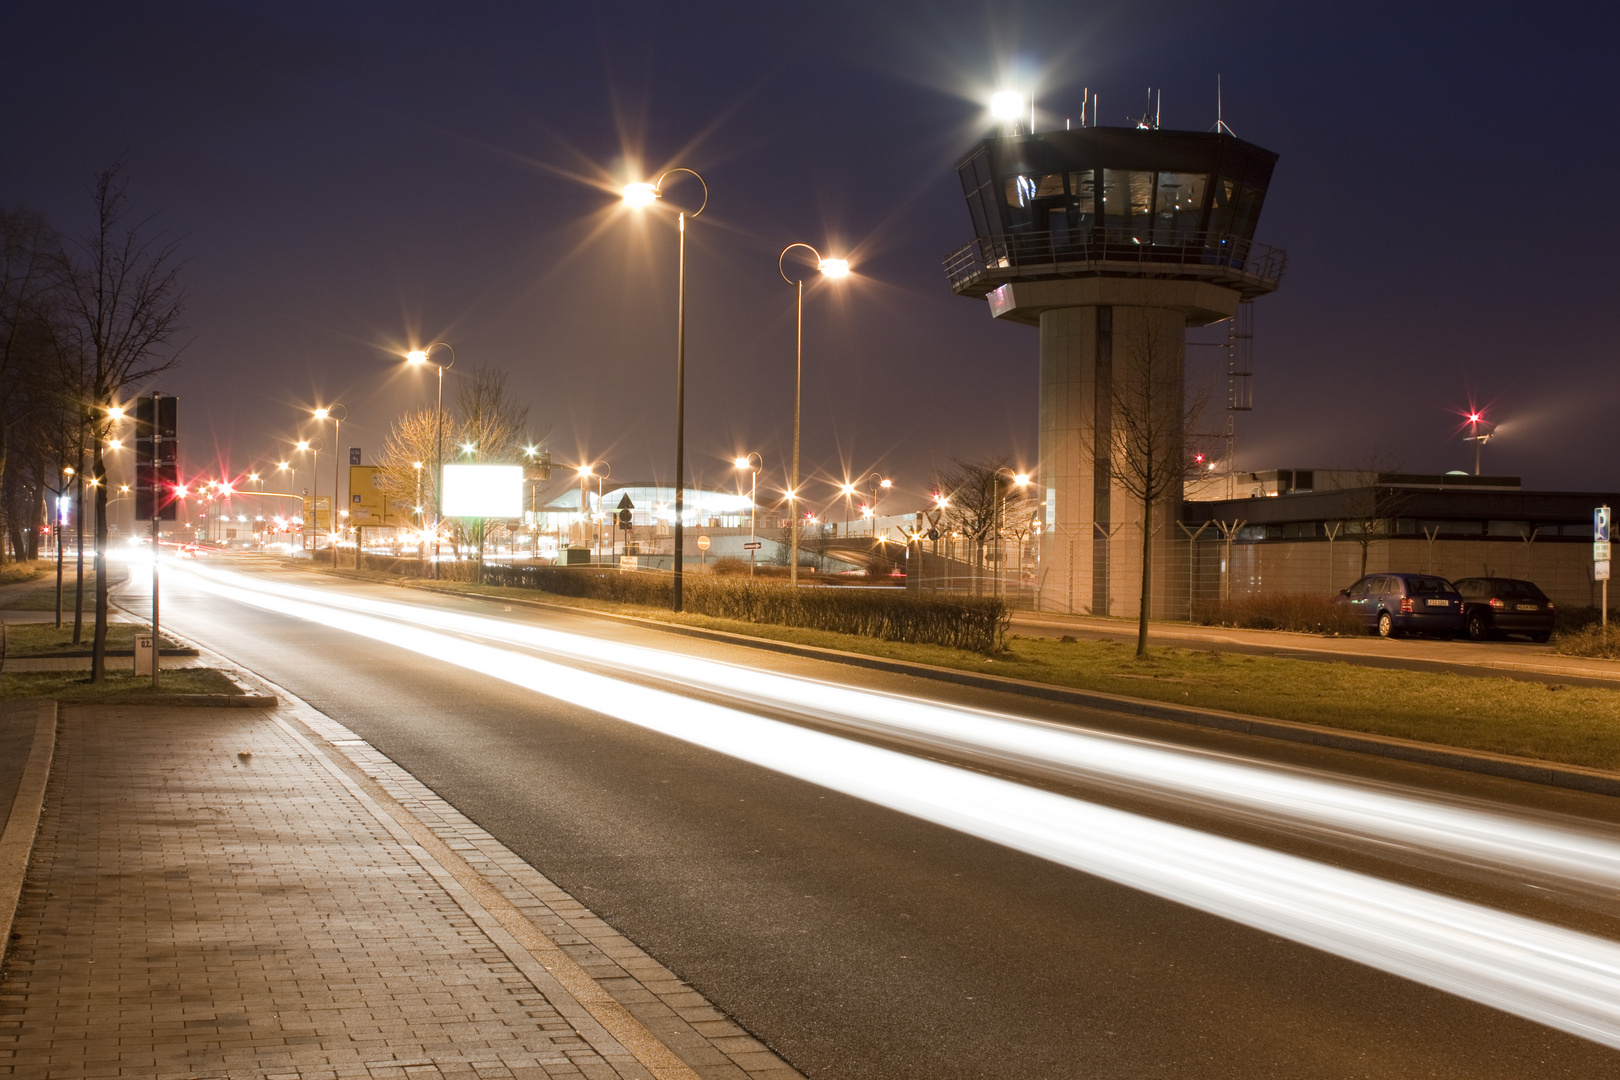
[302,495,332,531]
[348,465,402,526]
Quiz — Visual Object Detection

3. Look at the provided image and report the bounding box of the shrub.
[478,564,1009,653]
[710,556,749,577]
[1553,623,1620,659]
[1193,592,1364,636]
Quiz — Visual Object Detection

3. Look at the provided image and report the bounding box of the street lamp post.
[866,472,890,538]
[735,453,762,578]
[405,343,456,579]
[779,243,851,587]
[623,170,707,611]
[577,461,610,563]
[313,404,347,566]
[295,439,321,554]
[992,468,1031,599]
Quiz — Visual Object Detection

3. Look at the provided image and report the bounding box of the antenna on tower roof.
[1213,74,1236,135]
[1155,88,1161,129]
[1081,87,1088,128]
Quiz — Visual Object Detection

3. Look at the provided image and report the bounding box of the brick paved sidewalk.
[0,704,801,1080]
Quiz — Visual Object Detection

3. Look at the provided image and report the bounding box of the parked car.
[1336,573,1465,638]
[1450,577,1555,643]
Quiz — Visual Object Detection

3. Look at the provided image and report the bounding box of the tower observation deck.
[945,124,1286,615]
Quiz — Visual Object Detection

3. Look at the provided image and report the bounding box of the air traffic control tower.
[945,122,1286,615]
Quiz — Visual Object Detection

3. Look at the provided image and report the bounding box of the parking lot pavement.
[0,703,801,1080]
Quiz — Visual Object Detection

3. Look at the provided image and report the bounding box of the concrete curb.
[353,574,1620,800]
[87,693,278,708]
[0,700,56,974]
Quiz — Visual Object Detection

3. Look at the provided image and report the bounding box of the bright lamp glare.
[405,350,429,365]
[313,407,329,420]
[990,90,1025,120]
[622,182,658,208]
[734,457,750,469]
[818,258,851,278]
[1014,473,1030,485]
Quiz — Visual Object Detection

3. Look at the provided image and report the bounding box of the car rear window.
[1497,580,1546,600]
[1405,576,1452,595]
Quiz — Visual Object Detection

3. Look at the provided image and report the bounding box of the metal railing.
[943,229,1287,298]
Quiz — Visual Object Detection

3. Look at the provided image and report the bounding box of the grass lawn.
[0,559,54,586]
[2,583,87,612]
[0,668,242,701]
[1,622,180,657]
[352,573,1620,774]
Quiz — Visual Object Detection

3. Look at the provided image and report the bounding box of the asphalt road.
[132,556,1620,1078]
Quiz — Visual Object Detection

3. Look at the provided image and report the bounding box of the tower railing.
[944,229,1287,299]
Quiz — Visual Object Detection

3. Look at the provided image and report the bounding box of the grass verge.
[346,570,1620,773]
[1,584,86,612]
[2,622,179,657]
[0,560,54,586]
[0,668,242,701]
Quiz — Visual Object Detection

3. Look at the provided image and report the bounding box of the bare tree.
[57,164,186,681]
[453,365,529,574]
[0,207,70,564]
[1106,318,1205,658]
[935,456,1035,595]
[1329,454,1411,581]
[376,407,450,530]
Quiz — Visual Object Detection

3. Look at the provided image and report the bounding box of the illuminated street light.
[621,167,707,611]
[311,404,347,565]
[404,342,456,578]
[780,242,853,587]
[735,452,762,578]
[993,467,1032,599]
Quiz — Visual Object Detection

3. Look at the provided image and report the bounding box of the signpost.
[615,493,634,562]
[134,393,178,689]
[1597,506,1612,627]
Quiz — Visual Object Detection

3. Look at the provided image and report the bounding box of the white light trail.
[182,563,1620,899]
[175,565,1620,1047]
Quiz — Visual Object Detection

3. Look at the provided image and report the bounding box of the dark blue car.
[1336,573,1465,639]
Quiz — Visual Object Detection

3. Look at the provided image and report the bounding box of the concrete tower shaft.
[946,126,1285,614]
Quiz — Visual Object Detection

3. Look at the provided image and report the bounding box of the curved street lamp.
[779,243,851,586]
[405,342,456,578]
[623,168,707,610]
[293,437,323,554]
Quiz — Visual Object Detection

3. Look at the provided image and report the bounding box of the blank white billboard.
[442,464,523,518]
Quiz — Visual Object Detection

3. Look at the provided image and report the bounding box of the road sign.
[926,528,940,541]
[349,447,362,466]
[1597,506,1612,544]
[617,492,634,530]
[696,534,711,551]
[133,394,179,521]
[743,541,762,550]
[347,465,400,526]
[1598,560,1612,582]
[1598,541,1613,562]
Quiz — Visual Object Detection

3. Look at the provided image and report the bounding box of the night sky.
[5,2,1616,509]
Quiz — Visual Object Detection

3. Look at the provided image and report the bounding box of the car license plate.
[1425,599,1449,607]
[1516,604,1539,611]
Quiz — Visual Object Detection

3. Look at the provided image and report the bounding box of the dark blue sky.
[5,1,1615,504]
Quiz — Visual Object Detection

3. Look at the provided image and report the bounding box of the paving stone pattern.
[0,703,795,1079]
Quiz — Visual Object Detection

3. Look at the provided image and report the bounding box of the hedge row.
[479,564,1009,653]
[1192,591,1364,636]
